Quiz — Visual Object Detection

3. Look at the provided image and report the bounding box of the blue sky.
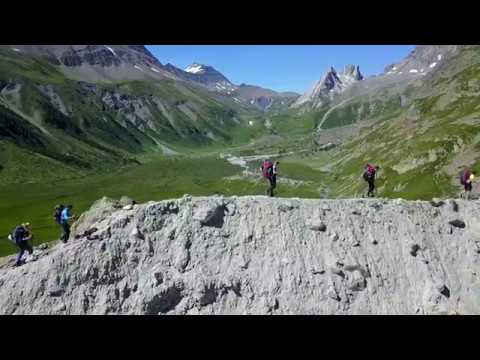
[146,45,415,94]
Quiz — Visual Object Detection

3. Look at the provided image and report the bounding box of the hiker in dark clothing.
[272,161,279,194]
[363,164,380,197]
[261,159,275,197]
[11,223,33,267]
[460,169,476,200]
[54,204,65,240]
[60,205,75,243]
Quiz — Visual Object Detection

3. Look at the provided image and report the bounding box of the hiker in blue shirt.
[60,205,75,243]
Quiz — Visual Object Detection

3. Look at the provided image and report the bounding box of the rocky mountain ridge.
[166,62,299,111]
[293,64,364,109]
[1,195,479,315]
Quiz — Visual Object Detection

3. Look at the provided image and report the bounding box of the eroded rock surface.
[1,196,479,315]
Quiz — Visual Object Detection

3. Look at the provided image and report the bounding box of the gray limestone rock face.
[1,196,480,315]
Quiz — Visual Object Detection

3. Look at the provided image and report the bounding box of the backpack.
[363,165,376,181]
[262,160,273,179]
[460,170,472,185]
[11,226,26,244]
[54,205,64,224]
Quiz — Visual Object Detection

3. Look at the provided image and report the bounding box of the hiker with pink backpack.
[261,159,279,197]
[459,168,476,200]
[363,164,379,198]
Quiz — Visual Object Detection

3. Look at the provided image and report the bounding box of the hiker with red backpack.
[261,159,276,197]
[363,164,379,197]
[460,169,476,200]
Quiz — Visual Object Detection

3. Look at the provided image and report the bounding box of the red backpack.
[363,164,376,181]
[262,160,273,178]
[460,170,471,185]
[367,164,376,175]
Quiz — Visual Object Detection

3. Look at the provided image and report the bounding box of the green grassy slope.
[323,47,480,200]
[0,154,328,256]
[0,49,269,185]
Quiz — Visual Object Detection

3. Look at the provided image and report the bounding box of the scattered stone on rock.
[75,227,99,240]
[430,198,445,207]
[438,285,451,298]
[351,210,361,215]
[449,220,466,229]
[370,202,383,211]
[54,304,66,312]
[410,243,421,257]
[451,201,459,212]
[130,226,144,240]
[48,287,65,297]
[278,203,295,212]
[327,286,340,301]
[343,264,358,272]
[474,241,480,254]
[349,278,367,292]
[330,267,345,278]
[310,222,327,232]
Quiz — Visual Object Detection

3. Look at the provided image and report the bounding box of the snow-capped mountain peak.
[185,63,206,74]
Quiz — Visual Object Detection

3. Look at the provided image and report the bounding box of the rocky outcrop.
[293,65,364,109]
[1,45,169,83]
[383,45,460,76]
[1,196,480,315]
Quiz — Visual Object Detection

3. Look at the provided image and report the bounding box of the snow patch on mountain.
[185,64,205,74]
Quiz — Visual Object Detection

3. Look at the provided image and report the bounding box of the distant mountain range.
[1,45,299,112]
[292,46,461,111]
[0,45,268,184]
[164,62,299,111]
[1,43,479,199]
